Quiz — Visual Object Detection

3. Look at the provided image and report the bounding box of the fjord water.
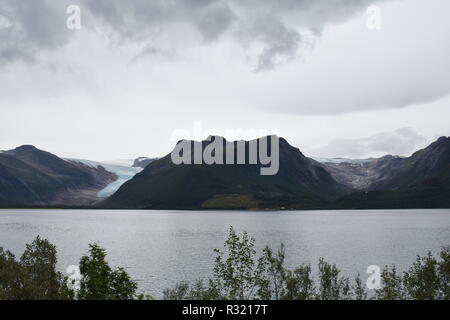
[0,209,449,298]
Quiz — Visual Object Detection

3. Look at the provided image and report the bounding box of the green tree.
[283,264,315,300]
[162,281,190,300]
[403,252,440,299]
[316,258,351,300]
[437,246,449,299]
[77,243,139,300]
[212,227,268,300]
[375,266,405,300]
[0,248,23,299]
[163,279,221,300]
[262,244,287,300]
[0,237,72,300]
[353,273,367,300]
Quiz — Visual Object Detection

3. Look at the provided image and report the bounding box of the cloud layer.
[0,0,449,159]
[0,0,385,70]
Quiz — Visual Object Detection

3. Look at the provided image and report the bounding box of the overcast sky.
[0,0,449,160]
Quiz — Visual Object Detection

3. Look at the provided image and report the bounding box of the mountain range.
[0,136,449,209]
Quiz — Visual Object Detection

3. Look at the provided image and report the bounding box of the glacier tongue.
[66,159,142,198]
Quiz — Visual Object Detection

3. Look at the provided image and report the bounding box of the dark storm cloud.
[82,0,385,70]
[81,0,236,45]
[0,0,73,63]
[0,0,386,69]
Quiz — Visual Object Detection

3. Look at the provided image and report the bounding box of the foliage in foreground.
[0,238,144,300]
[163,227,449,300]
[0,227,449,300]
[77,244,146,300]
[0,237,73,299]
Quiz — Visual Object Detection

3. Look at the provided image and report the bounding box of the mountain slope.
[333,136,450,208]
[369,136,450,190]
[319,155,406,190]
[103,136,349,209]
[0,145,116,206]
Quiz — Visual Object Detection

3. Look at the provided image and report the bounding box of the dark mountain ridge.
[0,145,116,206]
[103,136,349,209]
[319,137,450,190]
[332,136,450,208]
[369,136,450,190]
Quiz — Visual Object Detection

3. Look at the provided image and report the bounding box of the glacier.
[66,158,143,198]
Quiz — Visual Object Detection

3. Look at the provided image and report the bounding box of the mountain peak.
[436,136,450,144]
[15,145,38,151]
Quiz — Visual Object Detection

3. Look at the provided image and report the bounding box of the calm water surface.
[0,209,449,298]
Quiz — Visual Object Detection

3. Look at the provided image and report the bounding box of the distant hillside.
[368,136,450,191]
[333,137,450,209]
[0,145,116,207]
[103,136,349,209]
[319,155,406,190]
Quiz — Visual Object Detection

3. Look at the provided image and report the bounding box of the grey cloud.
[307,128,428,159]
[194,1,234,42]
[229,0,388,70]
[0,0,73,63]
[237,14,303,71]
[0,0,386,69]
[73,0,235,44]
